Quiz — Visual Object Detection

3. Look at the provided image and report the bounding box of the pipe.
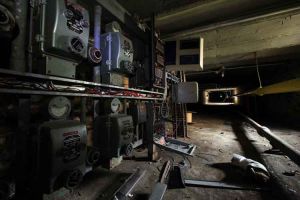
[236,78,300,96]
[162,5,300,40]
[27,0,35,72]
[39,0,46,53]
[93,5,102,83]
[10,0,29,72]
[238,112,300,166]
[186,62,285,76]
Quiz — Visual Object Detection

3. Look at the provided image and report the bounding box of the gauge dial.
[48,96,71,119]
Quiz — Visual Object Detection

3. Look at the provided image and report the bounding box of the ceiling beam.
[161,5,300,40]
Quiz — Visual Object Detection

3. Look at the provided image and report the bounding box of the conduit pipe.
[93,5,102,83]
[236,78,300,96]
[10,0,28,72]
[238,112,300,166]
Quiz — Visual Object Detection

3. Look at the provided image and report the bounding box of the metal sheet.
[154,136,196,156]
[114,169,146,200]
[148,183,167,200]
[184,179,265,191]
[173,82,199,103]
[45,55,76,78]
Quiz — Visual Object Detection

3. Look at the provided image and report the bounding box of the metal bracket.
[35,34,44,43]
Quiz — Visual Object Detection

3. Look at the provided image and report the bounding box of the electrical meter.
[48,96,71,120]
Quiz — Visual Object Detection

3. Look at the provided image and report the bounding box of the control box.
[36,0,90,78]
[94,114,134,158]
[101,32,134,74]
[129,102,147,124]
[38,120,87,193]
[43,0,89,59]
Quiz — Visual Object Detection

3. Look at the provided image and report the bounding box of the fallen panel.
[154,136,196,156]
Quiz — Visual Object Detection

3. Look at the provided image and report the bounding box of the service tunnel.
[0,0,299,199]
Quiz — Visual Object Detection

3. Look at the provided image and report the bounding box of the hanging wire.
[255,52,263,88]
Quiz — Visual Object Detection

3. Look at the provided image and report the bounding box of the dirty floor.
[46,111,300,200]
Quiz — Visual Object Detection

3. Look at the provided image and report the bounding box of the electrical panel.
[173,82,199,103]
[0,0,160,197]
[129,102,147,124]
[101,32,134,74]
[38,120,87,193]
[43,0,89,59]
[36,0,90,78]
[94,114,134,158]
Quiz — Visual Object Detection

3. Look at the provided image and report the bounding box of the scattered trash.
[153,135,196,156]
[178,160,188,168]
[156,136,166,145]
[231,154,270,183]
[113,169,145,200]
[220,132,224,135]
[218,149,223,153]
[168,165,267,191]
[282,170,299,176]
[128,193,133,198]
[168,165,185,189]
[184,179,266,191]
[149,161,171,200]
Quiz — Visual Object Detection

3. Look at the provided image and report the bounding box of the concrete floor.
[46,111,300,200]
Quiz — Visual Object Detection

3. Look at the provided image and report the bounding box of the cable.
[255,53,263,88]
[0,78,161,98]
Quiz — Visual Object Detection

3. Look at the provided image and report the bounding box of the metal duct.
[10,0,28,72]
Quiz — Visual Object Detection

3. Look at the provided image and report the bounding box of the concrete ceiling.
[118,0,298,35]
[117,0,300,73]
[117,0,202,18]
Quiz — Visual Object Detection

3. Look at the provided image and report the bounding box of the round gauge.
[111,98,121,113]
[48,96,71,119]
